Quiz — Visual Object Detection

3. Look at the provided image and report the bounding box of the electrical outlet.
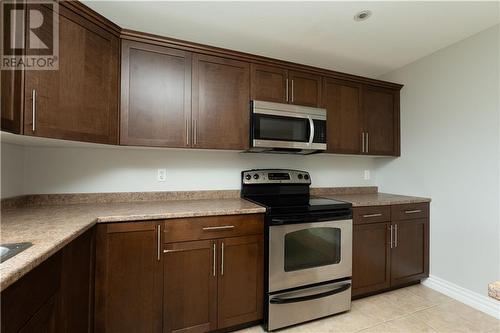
[157,169,167,182]
[364,170,370,180]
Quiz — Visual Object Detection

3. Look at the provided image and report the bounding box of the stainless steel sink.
[0,242,32,263]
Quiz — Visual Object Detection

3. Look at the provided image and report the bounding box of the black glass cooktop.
[245,195,351,214]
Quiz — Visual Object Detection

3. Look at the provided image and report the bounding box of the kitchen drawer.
[391,203,429,221]
[164,214,264,243]
[353,206,391,224]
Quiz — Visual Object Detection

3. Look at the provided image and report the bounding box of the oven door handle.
[269,283,351,304]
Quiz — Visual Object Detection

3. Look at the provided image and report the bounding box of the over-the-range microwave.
[247,100,327,154]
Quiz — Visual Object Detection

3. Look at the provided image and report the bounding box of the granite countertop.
[0,199,265,291]
[325,192,431,207]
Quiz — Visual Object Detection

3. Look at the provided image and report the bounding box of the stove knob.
[297,174,303,180]
[304,174,310,180]
[253,174,260,180]
[245,174,251,180]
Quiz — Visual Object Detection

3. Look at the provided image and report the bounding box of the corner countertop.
[0,199,265,291]
[325,192,431,207]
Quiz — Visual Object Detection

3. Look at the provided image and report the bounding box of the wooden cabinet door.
[323,78,363,154]
[363,86,400,156]
[391,219,429,287]
[18,295,58,333]
[59,228,95,333]
[95,222,162,333]
[192,54,250,149]
[23,5,119,144]
[217,235,263,329]
[352,222,391,297]
[121,41,192,147]
[250,64,288,103]
[288,70,321,107]
[164,240,217,333]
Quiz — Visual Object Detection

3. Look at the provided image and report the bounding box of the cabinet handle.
[363,213,382,218]
[291,79,294,103]
[157,225,161,261]
[31,89,36,132]
[394,224,398,248]
[405,209,422,214]
[361,132,365,153]
[286,79,289,102]
[202,225,235,231]
[390,225,393,249]
[193,119,197,145]
[366,132,369,153]
[212,242,216,277]
[186,118,190,146]
[221,241,225,276]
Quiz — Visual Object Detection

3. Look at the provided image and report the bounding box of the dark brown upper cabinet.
[250,64,288,104]
[120,41,192,148]
[22,4,119,144]
[192,54,250,150]
[250,64,321,107]
[323,78,363,154]
[363,85,400,156]
[288,70,322,107]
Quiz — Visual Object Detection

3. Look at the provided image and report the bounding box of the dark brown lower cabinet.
[391,219,429,287]
[1,229,94,333]
[352,203,429,298]
[217,236,263,329]
[352,222,391,297]
[163,240,218,333]
[95,222,163,333]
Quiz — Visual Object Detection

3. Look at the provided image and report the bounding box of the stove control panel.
[242,169,311,185]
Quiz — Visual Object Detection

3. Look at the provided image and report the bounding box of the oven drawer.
[163,214,264,243]
[391,203,429,221]
[268,280,351,331]
[353,206,391,224]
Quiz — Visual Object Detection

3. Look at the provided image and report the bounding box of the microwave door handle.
[270,283,351,304]
[308,117,314,145]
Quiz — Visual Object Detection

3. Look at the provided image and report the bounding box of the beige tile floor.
[237,284,500,333]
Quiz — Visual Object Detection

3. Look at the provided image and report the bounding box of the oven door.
[268,219,352,292]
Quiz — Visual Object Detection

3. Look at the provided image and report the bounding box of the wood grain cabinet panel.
[352,222,391,297]
[288,70,321,107]
[121,41,192,147]
[250,64,288,103]
[163,240,218,333]
[192,54,250,150]
[23,4,119,144]
[217,235,263,329]
[95,222,162,333]
[363,86,400,156]
[391,219,429,287]
[323,79,363,154]
[353,206,391,225]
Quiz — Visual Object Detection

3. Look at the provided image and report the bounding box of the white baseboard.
[422,275,500,319]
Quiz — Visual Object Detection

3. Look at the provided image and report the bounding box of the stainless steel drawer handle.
[363,213,382,218]
[270,283,351,304]
[202,225,235,231]
[157,225,161,261]
[212,242,216,277]
[32,89,36,132]
[163,249,188,253]
[221,241,225,276]
[405,209,422,214]
[390,225,393,249]
[394,224,398,248]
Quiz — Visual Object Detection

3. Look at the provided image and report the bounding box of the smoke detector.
[354,10,372,21]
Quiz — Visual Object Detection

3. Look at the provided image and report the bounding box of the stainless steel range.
[241,169,353,331]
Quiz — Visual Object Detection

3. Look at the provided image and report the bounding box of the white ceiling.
[83,1,499,78]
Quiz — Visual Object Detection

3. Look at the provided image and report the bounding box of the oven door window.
[254,114,310,142]
[284,227,341,272]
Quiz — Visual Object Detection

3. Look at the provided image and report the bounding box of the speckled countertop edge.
[0,198,265,291]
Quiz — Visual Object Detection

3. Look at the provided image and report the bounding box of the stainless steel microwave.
[248,100,327,154]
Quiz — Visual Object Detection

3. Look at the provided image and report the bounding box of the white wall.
[0,141,377,197]
[1,143,24,198]
[376,25,500,297]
